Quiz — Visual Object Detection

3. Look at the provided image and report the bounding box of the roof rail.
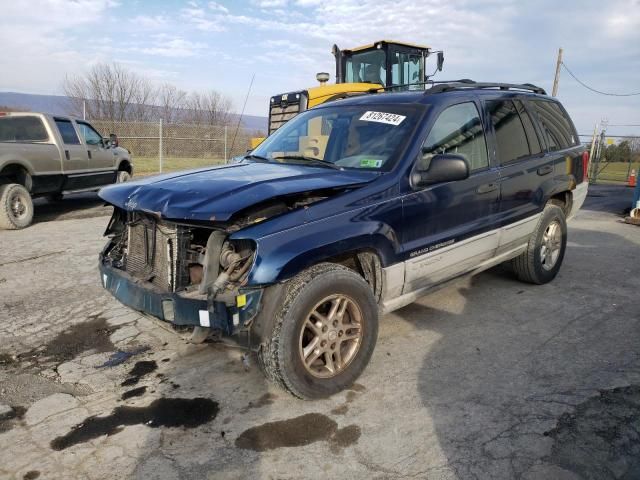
[425,80,547,95]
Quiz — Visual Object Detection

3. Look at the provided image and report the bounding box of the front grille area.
[269,91,307,134]
[125,214,190,292]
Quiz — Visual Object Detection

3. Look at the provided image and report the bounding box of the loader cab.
[335,40,433,90]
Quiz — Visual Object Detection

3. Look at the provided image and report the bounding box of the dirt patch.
[0,406,26,433]
[98,347,150,368]
[23,471,40,480]
[235,413,361,452]
[544,385,640,479]
[121,360,157,386]
[0,353,17,366]
[239,393,277,414]
[0,373,91,407]
[121,386,147,400]
[34,316,118,365]
[51,397,219,451]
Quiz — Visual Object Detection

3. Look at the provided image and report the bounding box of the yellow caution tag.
[236,294,247,308]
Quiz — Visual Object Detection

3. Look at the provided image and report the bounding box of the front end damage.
[98,189,340,343]
[99,208,263,341]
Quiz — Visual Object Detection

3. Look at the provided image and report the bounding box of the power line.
[560,62,640,96]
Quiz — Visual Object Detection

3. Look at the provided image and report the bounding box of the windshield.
[251,104,424,171]
[346,50,386,85]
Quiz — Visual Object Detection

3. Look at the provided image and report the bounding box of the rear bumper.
[568,181,588,220]
[99,262,239,333]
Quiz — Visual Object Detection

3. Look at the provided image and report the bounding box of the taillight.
[582,151,589,181]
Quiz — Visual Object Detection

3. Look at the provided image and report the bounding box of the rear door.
[53,118,87,175]
[485,98,548,253]
[401,100,500,293]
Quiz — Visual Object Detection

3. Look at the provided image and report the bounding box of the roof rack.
[425,79,547,95]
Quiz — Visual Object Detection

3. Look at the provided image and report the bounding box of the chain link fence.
[91,120,264,175]
[579,125,640,185]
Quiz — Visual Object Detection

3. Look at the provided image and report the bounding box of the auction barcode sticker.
[359,111,406,126]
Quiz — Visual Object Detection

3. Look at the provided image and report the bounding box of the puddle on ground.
[0,406,26,433]
[330,383,366,416]
[121,386,147,400]
[33,316,118,364]
[121,360,157,386]
[0,352,17,367]
[99,347,150,368]
[23,471,40,480]
[235,413,361,453]
[544,385,640,479]
[239,393,278,414]
[51,397,219,451]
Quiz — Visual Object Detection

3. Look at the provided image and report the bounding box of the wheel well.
[318,250,383,302]
[548,191,572,216]
[0,164,31,190]
[118,160,132,174]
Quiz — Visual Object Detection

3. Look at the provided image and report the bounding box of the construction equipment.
[251,40,443,148]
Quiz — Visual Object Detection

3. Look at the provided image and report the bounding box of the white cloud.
[252,0,288,7]
[131,14,169,29]
[135,35,207,58]
[208,1,229,13]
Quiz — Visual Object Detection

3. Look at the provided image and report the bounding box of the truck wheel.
[0,183,34,230]
[258,263,378,399]
[117,171,131,183]
[511,203,567,284]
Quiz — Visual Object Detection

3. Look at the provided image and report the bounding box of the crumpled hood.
[98,162,378,222]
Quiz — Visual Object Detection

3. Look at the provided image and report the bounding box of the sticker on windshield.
[359,111,406,126]
[360,158,383,168]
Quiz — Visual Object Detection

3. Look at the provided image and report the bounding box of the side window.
[76,122,103,146]
[487,100,530,164]
[532,101,577,151]
[422,102,488,171]
[0,117,49,142]
[54,119,80,145]
[514,100,542,155]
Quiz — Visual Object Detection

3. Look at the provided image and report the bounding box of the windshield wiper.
[243,154,272,163]
[272,155,342,170]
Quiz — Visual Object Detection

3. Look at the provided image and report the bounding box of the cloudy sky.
[1,0,639,135]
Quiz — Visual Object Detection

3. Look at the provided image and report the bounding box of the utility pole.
[552,47,563,97]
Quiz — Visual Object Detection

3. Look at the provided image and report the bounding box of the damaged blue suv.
[99,81,589,399]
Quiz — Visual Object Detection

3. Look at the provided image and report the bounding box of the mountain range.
[0,91,268,131]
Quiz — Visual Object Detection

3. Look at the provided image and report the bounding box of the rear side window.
[54,119,80,145]
[487,100,530,164]
[531,101,578,151]
[422,102,489,171]
[0,116,49,142]
[514,100,542,155]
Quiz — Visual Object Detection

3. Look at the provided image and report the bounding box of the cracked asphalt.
[0,185,638,480]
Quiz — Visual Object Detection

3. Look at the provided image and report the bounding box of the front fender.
[231,199,401,285]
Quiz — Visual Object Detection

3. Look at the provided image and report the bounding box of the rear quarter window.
[531,100,578,151]
[0,116,49,142]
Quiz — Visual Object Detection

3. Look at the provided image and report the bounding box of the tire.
[0,183,34,230]
[117,171,131,183]
[511,203,567,284]
[257,263,379,399]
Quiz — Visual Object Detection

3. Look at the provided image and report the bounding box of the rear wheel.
[0,183,34,230]
[258,263,378,399]
[511,203,567,284]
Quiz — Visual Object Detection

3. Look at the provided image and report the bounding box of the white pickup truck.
[0,112,133,229]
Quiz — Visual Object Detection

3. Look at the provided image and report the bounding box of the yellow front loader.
[251,40,443,148]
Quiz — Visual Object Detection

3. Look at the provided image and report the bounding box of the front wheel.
[511,203,567,284]
[117,171,131,183]
[258,263,379,399]
[0,183,34,230]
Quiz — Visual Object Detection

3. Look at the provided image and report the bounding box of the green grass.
[593,162,640,184]
[133,156,225,175]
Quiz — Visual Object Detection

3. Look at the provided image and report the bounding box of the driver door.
[401,101,500,293]
[75,120,115,171]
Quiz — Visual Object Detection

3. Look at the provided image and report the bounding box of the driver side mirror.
[411,153,469,187]
[109,133,119,148]
[437,52,444,72]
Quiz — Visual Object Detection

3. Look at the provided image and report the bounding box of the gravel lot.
[0,185,638,480]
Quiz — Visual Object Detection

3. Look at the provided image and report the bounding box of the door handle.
[537,165,553,176]
[87,150,92,160]
[65,150,70,160]
[476,183,498,194]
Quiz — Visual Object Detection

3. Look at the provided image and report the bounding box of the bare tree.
[63,63,153,122]
[157,84,187,124]
[184,90,233,126]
